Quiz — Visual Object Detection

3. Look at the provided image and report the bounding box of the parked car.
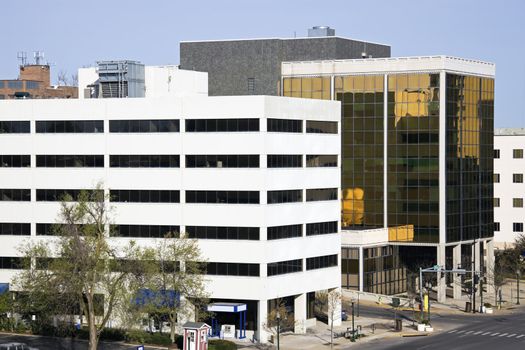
[341,310,348,321]
[0,343,38,350]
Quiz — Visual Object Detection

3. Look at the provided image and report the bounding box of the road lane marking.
[498,333,509,337]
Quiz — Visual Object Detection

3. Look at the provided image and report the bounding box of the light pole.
[419,267,424,323]
[276,311,281,350]
[351,300,355,342]
[517,270,520,305]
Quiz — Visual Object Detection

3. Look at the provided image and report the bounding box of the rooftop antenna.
[17,51,27,66]
[34,51,45,65]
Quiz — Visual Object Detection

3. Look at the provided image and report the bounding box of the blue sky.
[0,0,523,127]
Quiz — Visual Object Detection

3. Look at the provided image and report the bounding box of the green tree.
[135,234,208,343]
[14,185,145,350]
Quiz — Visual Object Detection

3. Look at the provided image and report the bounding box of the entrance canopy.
[207,302,247,339]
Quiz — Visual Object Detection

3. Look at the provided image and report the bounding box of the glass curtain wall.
[335,75,385,228]
[387,74,440,243]
[283,77,331,100]
[445,74,494,242]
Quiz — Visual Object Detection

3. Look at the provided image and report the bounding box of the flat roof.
[282,55,495,77]
[181,35,390,47]
[495,128,525,136]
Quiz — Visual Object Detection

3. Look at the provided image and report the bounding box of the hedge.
[209,339,237,350]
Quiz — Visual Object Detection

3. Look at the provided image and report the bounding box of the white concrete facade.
[0,95,341,341]
[494,128,525,249]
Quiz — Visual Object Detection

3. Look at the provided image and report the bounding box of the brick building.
[0,64,77,99]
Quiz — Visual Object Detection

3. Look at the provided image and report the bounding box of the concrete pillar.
[257,299,268,343]
[453,244,462,299]
[358,246,364,292]
[294,293,307,334]
[328,287,342,327]
[486,239,495,275]
[437,245,446,303]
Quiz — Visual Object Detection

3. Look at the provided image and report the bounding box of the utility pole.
[517,270,521,305]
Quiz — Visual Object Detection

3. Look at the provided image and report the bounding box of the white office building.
[494,128,525,249]
[0,67,341,341]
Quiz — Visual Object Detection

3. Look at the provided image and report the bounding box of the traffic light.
[474,274,480,285]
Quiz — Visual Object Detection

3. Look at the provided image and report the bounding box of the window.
[36,120,104,133]
[0,223,30,236]
[494,149,500,159]
[201,262,259,277]
[267,224,302,240]
[0,189,30,201]
[306,221,338,236]
[185,119,259,132]
[267,118,302,133]
[0,121,30,133]
[36,155,104,167]
[110,155,180,168]
[110,190,180,203]
[267,259,302,276]
[494,173,500,183]
[306,155,338,167]
[112,225,180,238]
[7,81,23,89]
[248,78,255,94]
[513,149,524,159]
[513,223,524,232]
[109,119,179,133]
[186,226,259,240]
[267,190,302,204]
[494,222,500,232]
[185,191,260,204]
[36,189,103,201]
[493,198,500,207]
[267,155,302,168]
[26,81,40,89]
[306,188,338,201]
[0,257,27,269]
[0,155,30,167]
[513,198,524,208]
[513,174,524,183]
[186,155,259,168]
[36,223,56,236]
[306,254,338,270]
[306,120,337,134]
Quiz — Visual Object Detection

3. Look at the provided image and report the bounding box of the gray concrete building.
[180,27,390,96]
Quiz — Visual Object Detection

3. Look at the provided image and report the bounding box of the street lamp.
[276,311,281,350]
[517,269,521,305]
[351,300,355,342]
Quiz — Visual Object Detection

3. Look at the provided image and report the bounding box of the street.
[0,334,156,350]
[353,307,525,350]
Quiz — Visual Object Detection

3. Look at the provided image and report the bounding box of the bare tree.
[15,184,145,350]
[264,298,295,344]
[70,73,78,87]
[486,259,506,307]
[57,70,69,86]
[317,290,341,349]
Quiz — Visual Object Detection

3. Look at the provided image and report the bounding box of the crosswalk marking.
[449,330,457,333]
[507,334,517,338]
[457,330,465,334]
[482,332,491,335]
[517,335,525,338]
[474,331,482,335]
[498,333,509,337]
[490,333,500,336]
[465,331,474,335]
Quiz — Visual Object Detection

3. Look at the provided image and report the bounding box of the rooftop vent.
[308,26,335,37]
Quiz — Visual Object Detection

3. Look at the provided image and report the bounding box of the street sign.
[433,265,440,270]
[137,346,144,350]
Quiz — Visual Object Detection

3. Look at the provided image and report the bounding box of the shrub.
[484,302,492,308]
[100,327,126,341]
[209,339,237,350]
[125,330,172,346]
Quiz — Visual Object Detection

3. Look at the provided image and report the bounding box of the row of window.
[494,149,524,159]
[267,259,303,276]
[201,262,260,276]
[112,225,180,238]
[306,221,338,236]
[306,254,338,270]
[110,190,180,203]
[267,190,302,204]
[36,155,104,168]
[305,188,338,201]
[494,173,524,183]
[36,189,103,202]
[0,189,30,201]
[186,226,260,240]
[185,191,260,204]
[0,223,30,235]
[1,119,338,134]
[0,154,336,168]
[493,222,523,232]
[186,155,259,168]
[267,224,302,240]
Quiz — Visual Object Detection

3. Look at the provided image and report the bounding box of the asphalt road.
[0,334,157,350]
[353,307,525,350]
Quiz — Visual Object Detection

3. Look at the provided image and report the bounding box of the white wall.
[494,131,525,248]
[0,96,341,308]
